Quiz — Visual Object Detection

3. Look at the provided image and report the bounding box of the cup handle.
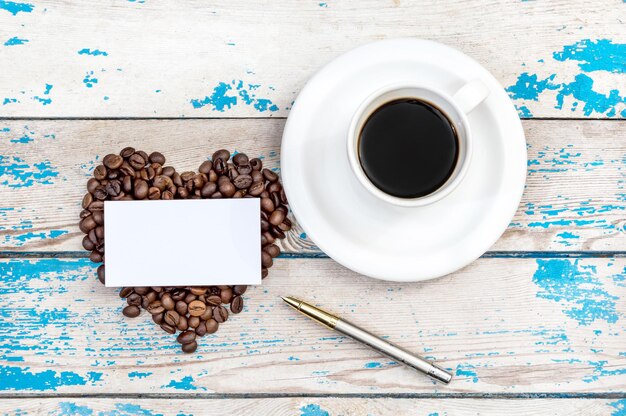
[452,79,490,114]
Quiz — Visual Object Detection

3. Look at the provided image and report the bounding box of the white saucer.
[281,39,526,282]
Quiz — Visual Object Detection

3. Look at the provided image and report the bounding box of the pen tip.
[281,296,301,309]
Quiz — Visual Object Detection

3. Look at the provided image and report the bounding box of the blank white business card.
[104,199,261,287]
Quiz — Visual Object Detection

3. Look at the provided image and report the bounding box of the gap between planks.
[0,251,624,259]
[1,393,626,399]
[0,117,625,121]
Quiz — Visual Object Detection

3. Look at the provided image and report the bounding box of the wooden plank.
[1,398,625,416]
[0,257,624,394]
[0,0,624,118]
[0,119,623,253]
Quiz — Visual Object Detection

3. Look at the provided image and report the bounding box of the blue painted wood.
[0,257,623,393]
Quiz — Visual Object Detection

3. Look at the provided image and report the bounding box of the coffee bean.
[233,285,247,295]
[145,166,156,181]
[105,180,122,197]
[94,165,107,180]
[193,174,205,189]
[263,231,276,245]
[103,154,123,170]
[279,217,292,231]
[206,295,222,306]
[280,188,288,204]
[161,293,175,311]
[262,168,278,182]
[261,219,270,232]
[177,315,188,331]
[123,305,141,318]
[122,175,133,193]
[212,149,230,162]
[262,267,269,279]
[88,200,104,211]
[177,330,196,344]
[152,312,164,325]
[162,190,174,200]
[219,180,236,197]
[220,288,233,304]
[271,225,286,239]
[120,162,135,177]
[195,322,207,336]
[261,251,273,268]
[205,319,219,334]
[135,287,150,295]
[232,153,249,166]
[171,288,186,301]
[171,171,182,187]
[271,191,281,209]
[214,305,229,323]
[83,235,95,251]
[177,186,189,198]
[162,166,176,177]
[182,341,198,353]
[127,293,142,306]
[178,171,193,182]
[199,307,213,321]
[164,310,180,326]
[234,174,252,189]
[188,300,206,317]
[269,209,286,226]
[87,178,100,193]
[187,316,200,329]
[97,264,105,284]
[149,152,166,164]
[230,296,244,314]
[93,186,108,201]
[233,190,244,198]
[82,193,93,209]
[184,293,197,304]
[161,323,176,334]
[79,216,97,233]
[134,179,149,199]
[175,301,188,315]
[260,197,275,213]
[147,300,165,315]
[214,158,227,175]
[248,181,265,196]
[199,160,213,174]
[264,244,280,258]
[244,157,260,171]
[190,287,208,296]
[120,147,135,158]
[148,187,161,200]
[129,153,146,170]
[136,150,149,163]
[237,164,252,175]
[210,191,222,199]
[119,287,134,298]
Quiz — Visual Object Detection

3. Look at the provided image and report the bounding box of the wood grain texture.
[1,257,624,394]
[0,0,625,118]
[1,398,625,416]
[0,119,623,253]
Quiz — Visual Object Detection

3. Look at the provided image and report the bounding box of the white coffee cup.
[347,80,490,207]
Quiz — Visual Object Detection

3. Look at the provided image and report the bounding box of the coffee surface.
[358,98,458,198]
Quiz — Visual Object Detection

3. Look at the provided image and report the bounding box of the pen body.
[334,319,453,384]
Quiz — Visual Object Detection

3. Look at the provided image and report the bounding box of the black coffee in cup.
[358,98,459,199]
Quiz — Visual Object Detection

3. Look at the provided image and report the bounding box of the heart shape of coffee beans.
[79,147,290,353]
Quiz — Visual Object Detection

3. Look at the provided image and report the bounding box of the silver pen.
[282,296,452,384]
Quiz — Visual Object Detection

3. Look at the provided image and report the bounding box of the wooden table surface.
[1,1,625,415]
